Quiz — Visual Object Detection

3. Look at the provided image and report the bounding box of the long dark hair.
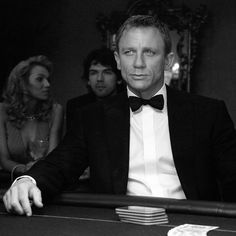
[82,47,125,93]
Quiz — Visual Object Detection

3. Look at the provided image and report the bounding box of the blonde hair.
[3,55,54,128]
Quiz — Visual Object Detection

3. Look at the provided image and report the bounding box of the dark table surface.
[1,192,236,236]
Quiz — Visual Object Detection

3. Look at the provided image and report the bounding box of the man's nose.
[133,53,146,68]
[97,72,104,81]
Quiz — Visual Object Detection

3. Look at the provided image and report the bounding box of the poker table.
[1,192,236,236]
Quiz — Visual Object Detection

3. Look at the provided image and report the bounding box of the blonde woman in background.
[0,55,64,181]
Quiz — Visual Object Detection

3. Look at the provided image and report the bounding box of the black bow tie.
[129,94,164,112]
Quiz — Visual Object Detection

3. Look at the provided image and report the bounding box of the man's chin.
[94,91,108,98]
[128,84,151,93]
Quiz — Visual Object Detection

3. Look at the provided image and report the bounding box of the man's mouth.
[96,86,106,90]
[131,74,147,79]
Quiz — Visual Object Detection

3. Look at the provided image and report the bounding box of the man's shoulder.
[167,86,224,105]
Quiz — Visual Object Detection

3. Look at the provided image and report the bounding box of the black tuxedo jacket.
[66,93,97,130]
[28,86,236,202]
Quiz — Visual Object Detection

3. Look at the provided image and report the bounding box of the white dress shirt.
[127,84,186,199]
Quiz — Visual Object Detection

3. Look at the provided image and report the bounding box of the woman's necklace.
[23,112,41,121]
[25,115,37,120]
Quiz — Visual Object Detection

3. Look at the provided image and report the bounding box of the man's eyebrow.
[121,47,135,50]
[143,46,156,50]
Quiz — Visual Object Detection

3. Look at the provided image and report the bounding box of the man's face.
[26,65,50,100]
[88,63,118,98]
[115,26,173,99]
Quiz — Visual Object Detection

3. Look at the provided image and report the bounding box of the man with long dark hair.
[66,47,125,130]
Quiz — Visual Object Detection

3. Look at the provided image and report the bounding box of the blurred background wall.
[1,0,236,124]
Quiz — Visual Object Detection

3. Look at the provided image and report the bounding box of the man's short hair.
[115,15,172,55]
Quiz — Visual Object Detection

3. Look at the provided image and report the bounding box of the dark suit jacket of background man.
[27,86,236,202]
[66,93,96,131]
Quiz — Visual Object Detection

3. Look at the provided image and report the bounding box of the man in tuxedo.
[66,47,124,131]
[3,15,236,216]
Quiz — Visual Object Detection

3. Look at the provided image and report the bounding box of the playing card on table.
[117,211,167,219]
[116,206,168,225]
[116,206,165,214]
[168,224,219,236]
[120,217,169,225]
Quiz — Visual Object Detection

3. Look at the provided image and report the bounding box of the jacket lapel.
[167,87,198,199]
[103,91,130,194]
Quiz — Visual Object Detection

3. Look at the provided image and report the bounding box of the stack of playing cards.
[115,206,168,225]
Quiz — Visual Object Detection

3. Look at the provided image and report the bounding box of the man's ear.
[164,52,174,70]
[114,51,121,70]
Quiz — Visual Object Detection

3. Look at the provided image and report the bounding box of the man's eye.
[124,50,134,55]
[104,70,114,75]
[89,71,97,76]
[145,50,156,56]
